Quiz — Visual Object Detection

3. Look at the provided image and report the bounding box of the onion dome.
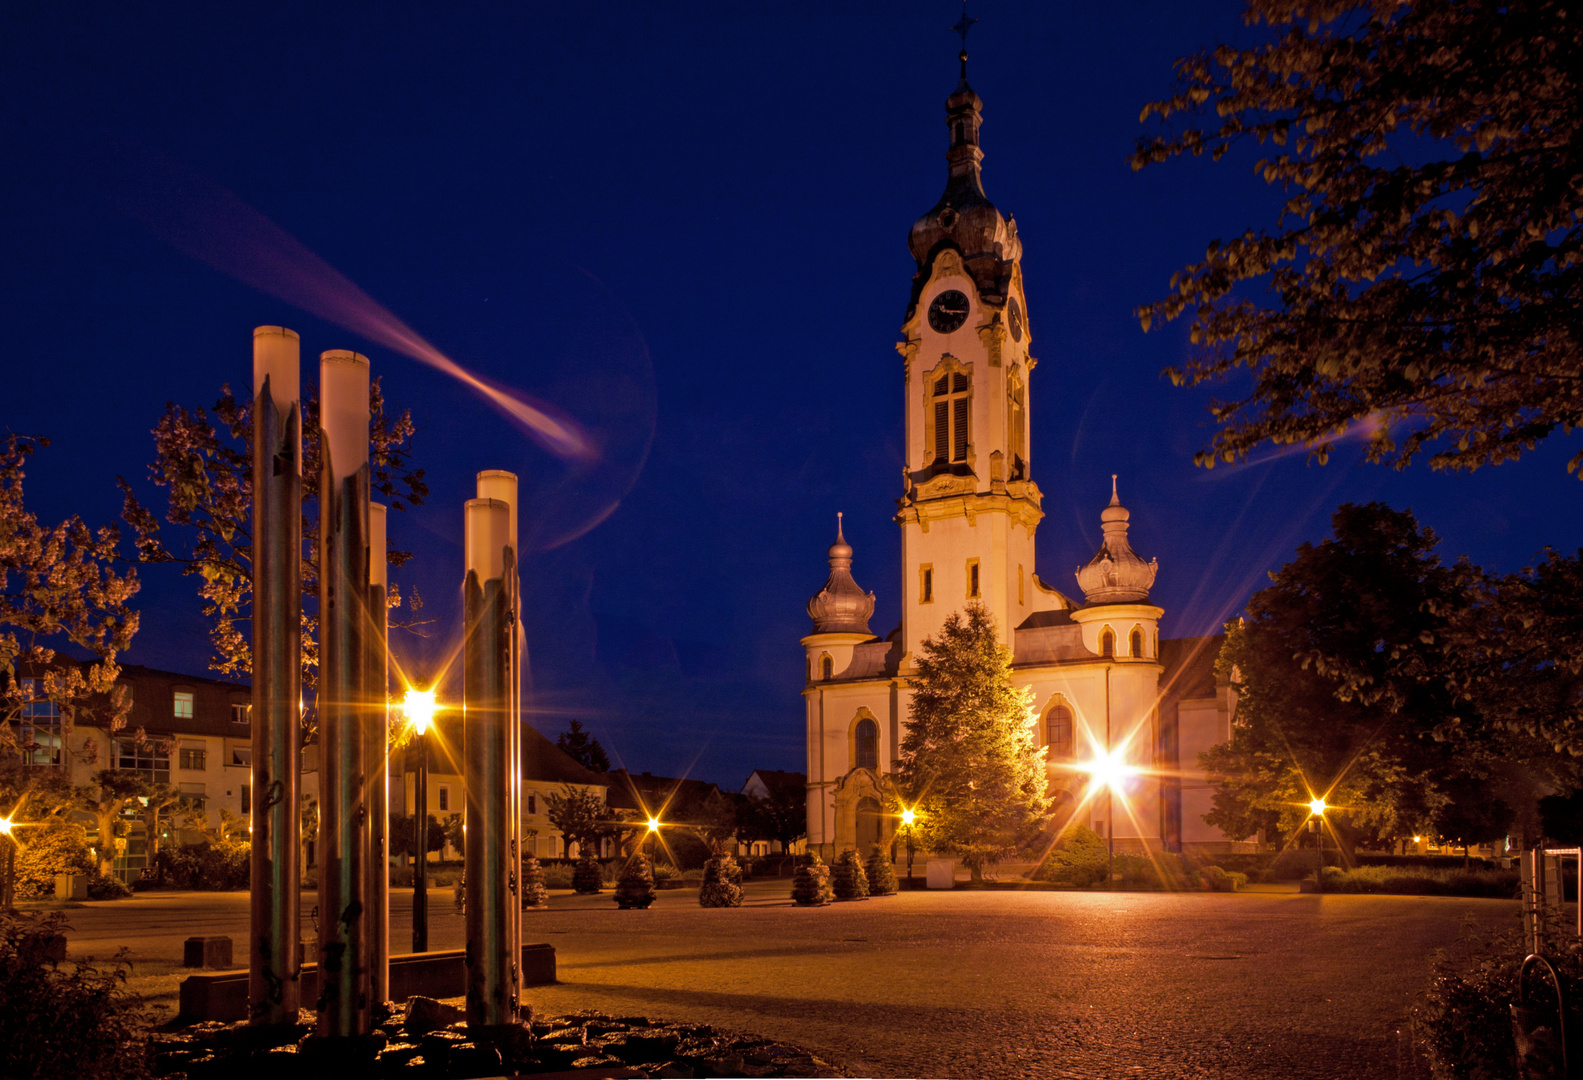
[1075,476,1158,605]
[905,49,1022,320]
[807,513,876,635]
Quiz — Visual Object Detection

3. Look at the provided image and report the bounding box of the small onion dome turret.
[1075,476,1158,605]
[905,53,1022,321]
[807,512,876,636]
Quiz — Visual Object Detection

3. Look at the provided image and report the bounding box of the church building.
[801,49,1240,862]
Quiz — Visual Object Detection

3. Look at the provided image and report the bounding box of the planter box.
[926,860,956,889]
[54,874,87,901]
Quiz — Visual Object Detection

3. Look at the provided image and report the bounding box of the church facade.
[801,57,1240,862]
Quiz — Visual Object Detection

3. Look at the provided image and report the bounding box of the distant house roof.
[743,769,806,801]
[522,723,607,788]
[603,769,725,821]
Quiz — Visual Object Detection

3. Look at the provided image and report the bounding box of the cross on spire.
[951,3,978,81]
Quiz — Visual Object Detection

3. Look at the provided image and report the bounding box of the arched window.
[1100,628,1115,658]
[1045,704,1074,760]
[1006,375,1027,479]
[855,718,879,770]
[821,655,834,680]
[929,369,971,464]
[1130,628,1144,659]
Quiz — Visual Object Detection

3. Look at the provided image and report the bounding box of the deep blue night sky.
[4,3,1580,790]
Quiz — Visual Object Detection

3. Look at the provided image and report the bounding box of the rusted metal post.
[249,326,302,1027]
[316,349,372,1039]
[463,497,518,1031]
[366,502,390,1006]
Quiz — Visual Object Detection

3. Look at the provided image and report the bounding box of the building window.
[229,745,252,767]
[178,743,207,771]
[231,704,250,724]
[967,559,980,599]
[526,793,537,815]
[241,783,251,814]
[19,679,61,767]
[855,717,879,770]
[1100,628,1115,658]
[173,691,194,719]
[821,655,834,681]
[1045,703,1074,760]
[178,781,206,812]
[113,738,170,785]
[928,369,971,464]
[1130,628,1144,659]
[438,784,450,812]
[1007,375,1028,479]
[920,565,934,604]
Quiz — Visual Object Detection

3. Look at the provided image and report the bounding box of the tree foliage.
[1134,0,1583,477]
[737,787,808,853]
[896,603,1051,880]
[118,379,427,696]
[544,783,611,855]
[555,719,610,772]
[1204,502,1571,851]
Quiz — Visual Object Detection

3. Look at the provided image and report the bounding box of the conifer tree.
[791,853,833,907]
[896,603,1052,883]
[698,845,744,908]
[615,852,656,910]
[865,843,898,897]
[831,849,869,901]
[572,850,603,894]
[521,853,548,909]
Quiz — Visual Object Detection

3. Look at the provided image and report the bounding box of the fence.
[1522,846,1581,956]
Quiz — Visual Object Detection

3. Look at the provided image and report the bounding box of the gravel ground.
[55,878,1514,1078]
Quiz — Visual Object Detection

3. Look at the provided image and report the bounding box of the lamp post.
[646,817,660,860]
[0,817,16,912]
[900,808,916,885]
[1308,797,1327,894]
[404,688,436,953]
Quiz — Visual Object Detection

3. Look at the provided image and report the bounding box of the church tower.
[895,46,1048,663]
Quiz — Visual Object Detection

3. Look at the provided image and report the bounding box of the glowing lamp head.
[646,817,660,834]
[0,818,12,837]
[1413,835,1422,843]
[404,688,437,735]
[1308,798,1327,816]
[901,809,916,827]
[1086,749,1135,791]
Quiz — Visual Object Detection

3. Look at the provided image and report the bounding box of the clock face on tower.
[927,289,970,334]
[1008,296,1025,343]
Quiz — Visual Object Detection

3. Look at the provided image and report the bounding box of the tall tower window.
[821,655,834,681]
[967,559,980,599]
[1018,565,1025,605]
[920,565,934,603]
[1130,628,1144,659]
[1100,628,1115,658]
[1045,702,1074,760]
[929,370,971,464]
[1007,375,1027,479]
[855,718,879,770]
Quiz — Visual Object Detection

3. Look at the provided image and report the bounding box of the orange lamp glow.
[646,817,660,834]
[901,809,916,827]
[1308,798,1327,816]
[404,688,437,735]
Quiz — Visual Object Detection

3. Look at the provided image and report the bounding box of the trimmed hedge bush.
[866,844,898,896]
[1318,865,1518,898]
[831,849,869,900]
[1199,866,1249,892]
[1031,825,1110,887]
[699,850,744,908]
[13,822,95,900]
[792,854,833,906]
[521,855,548,908]
[572,853,604,894]
[541,863,575,890]
[148,840,249,890]
[615,853,657,909]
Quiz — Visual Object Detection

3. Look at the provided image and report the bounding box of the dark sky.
[4,3,1580,790]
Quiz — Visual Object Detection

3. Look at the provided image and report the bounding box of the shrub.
[652,861,677,884]
[1265,846,1342,882]
[831,849,869,900]
[87,874,131,900]
[615,854,657,909]
[149,840,249,890]
[699,849,744,908]
[0,911,152,1080]
[521,855,548,909]
[1199,866,1247,892]
[866,844,898,896]
[1319,865,1519,898]
[541,863,574,890]
[13,822,95,899]
[1031,825,1109,887]
[792,853,833,907]
[572,853,603,894]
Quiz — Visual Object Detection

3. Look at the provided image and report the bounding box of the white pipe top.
[319,350,369,483]
[465,498,511,581]
[369,502,387,588]
[475,470,518,548]
[253,326,300,410]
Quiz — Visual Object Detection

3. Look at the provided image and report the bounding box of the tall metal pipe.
[316,349,372,1038]
[463,497,517,1030]
[249,325,302,1027]
[411,731,428,953]
[475,471,520,992]
[366,501,390,1005]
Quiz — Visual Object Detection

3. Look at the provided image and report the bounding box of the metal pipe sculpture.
[249,326,303,1026]
[463,496,518,1030]
[316,349,372,1038]
[475,471,521,994]
[366,501,390,1005]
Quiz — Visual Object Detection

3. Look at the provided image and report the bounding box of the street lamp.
[1084,749,1135,890]
[645,816,660,859]
[1308,797,1327,894]
[404,687,437,952]
[0,817,15,912]
[900,808,917,884]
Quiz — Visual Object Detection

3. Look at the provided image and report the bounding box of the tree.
[388,812,446,860]
[1133,1,1583,478]
[139,784,181,861]
[895,603,1052,882]
[543,784,610,856]
[118,379,428,701]
[76,770,149,879]
[555,719,609,773]
[737,788,807,854]
[1203,503,1570,854]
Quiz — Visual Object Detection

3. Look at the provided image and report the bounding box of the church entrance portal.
[856,797,882,851]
